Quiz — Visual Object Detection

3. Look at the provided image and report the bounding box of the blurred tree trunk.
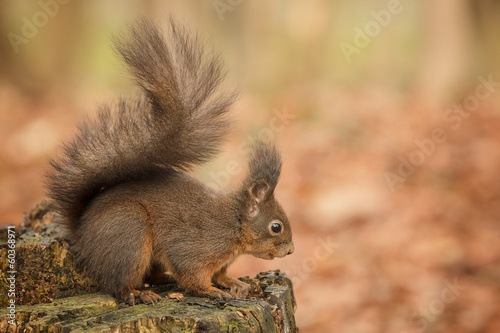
[414,0,500,109]
[413,0,473,109]
[475,0,500,80]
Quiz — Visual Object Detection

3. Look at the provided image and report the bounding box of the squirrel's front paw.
[228,280,250,298]
[205,287,234,301]
[213,275,251,298]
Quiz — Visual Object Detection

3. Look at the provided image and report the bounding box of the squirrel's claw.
[214,292,234,301]
[123,290,161,306]
[229,281,251,298]
[206,288,234,301]
[138,291,162,305]
[213,277,251,299]
[125,292,136,306]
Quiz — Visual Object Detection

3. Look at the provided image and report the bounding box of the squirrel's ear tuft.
[247,140,282,190]
[244,140,282,217]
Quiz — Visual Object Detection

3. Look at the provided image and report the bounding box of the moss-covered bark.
[0,201,97,308]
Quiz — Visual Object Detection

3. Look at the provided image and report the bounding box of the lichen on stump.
[0,203,297,332]
[0,201,97,308]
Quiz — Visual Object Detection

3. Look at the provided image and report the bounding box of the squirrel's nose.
[287,242,294,255]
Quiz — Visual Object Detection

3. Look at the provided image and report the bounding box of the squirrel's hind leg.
[76,199,161,305]
[112,203,164,305]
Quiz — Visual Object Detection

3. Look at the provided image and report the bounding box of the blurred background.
[1,0,500,332]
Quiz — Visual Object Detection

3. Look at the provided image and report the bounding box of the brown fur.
[46,18,293,304]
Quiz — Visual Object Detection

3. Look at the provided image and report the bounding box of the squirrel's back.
[46,19,236,233]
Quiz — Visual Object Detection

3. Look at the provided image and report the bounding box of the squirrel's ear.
[247,179,270,217]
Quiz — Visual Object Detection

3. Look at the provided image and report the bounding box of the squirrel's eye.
[269,220,283,236]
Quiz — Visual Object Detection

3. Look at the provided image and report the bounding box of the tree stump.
[0,202,297,332]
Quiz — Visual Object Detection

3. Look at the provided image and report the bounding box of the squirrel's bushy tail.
[46,19,235,230]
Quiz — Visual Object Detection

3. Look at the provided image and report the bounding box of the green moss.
[0,276,294,332]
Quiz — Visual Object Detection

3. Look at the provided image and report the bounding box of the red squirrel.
[46,19,294,305]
